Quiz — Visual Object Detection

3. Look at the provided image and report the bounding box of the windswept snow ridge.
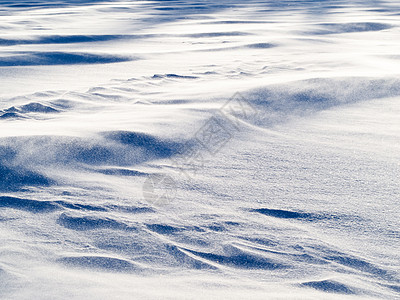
[0,0,399,299]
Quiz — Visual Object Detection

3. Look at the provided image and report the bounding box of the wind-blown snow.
[0,0,399,299]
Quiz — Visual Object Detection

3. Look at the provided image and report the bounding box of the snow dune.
[0,0,399,299]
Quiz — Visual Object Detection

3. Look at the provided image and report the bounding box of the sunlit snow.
[0,0,399,299]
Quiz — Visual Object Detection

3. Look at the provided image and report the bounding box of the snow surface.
[0,0,399,299]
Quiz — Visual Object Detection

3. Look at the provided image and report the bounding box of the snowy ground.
[0,0,399,299]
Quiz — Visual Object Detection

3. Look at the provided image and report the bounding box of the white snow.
[0,0,399,299]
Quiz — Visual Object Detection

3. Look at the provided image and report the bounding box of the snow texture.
[0,0,399,299]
